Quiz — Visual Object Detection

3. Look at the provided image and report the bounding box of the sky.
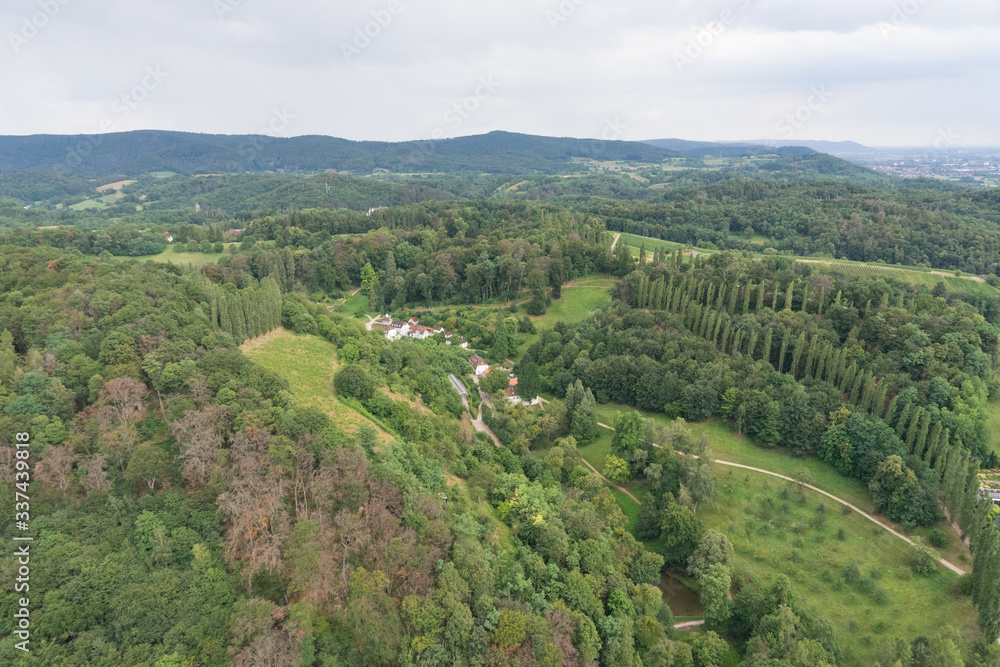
[1,0,998,147]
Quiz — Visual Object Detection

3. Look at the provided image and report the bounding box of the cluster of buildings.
[467,355,540,407]
[372,315,468,348]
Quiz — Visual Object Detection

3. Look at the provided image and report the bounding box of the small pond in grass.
[659,570,703,617]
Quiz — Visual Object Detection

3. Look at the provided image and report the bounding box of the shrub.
[927,528,950,549]
[843,562,861,583]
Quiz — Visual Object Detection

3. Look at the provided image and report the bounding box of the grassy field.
[590,402,876,511]
[988,391,1000,458]
[618,232,999,296]
[512,276,617,360]
[241,328,392,444]
[342,293,373,319]
[703,466,980,666]
[567,399,972,567]
[137,243,238,266]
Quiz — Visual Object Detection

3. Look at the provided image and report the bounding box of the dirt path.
[472,392,503,448]
[707,459,966,576]
[610,232,621,251]
[596,421,968,576]
[673,620,705,631]
[941,504,971,547]
[579,458,643,504]
[238,327,287,354]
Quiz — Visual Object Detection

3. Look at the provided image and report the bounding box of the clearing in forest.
[241,328,392,444]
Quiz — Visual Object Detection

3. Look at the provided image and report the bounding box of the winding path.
[595,422,968,576]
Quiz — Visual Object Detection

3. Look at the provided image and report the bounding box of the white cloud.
[0,0,996,145]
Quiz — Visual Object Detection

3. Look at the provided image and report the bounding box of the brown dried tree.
[170,406,229,488]
[99,377,148,424]
[35,445,75,496]
[229,600,304,667]
[79,453,111,495]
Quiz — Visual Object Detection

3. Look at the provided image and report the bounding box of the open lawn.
[568,398,972,566]
[241,328,392,444]
[591,401,877,512]
[342,292,373,318]
[988,393,1000,458]
[68,198,106,211]
[137,243,238,266]
[512,276,617,360]
[703,466,981,666]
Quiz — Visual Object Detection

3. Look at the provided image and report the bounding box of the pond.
[659,570,703,617]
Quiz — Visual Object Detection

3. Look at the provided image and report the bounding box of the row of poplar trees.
[633,266,1000,642]
[207,277,283,345]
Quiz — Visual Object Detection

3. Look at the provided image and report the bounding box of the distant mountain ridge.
[731,139,875,155]
[0,130,815,179]
[642,138,814,157]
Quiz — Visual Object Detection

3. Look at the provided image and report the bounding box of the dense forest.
[1,153,999,666]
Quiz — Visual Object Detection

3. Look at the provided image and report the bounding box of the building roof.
[469,355,487,367]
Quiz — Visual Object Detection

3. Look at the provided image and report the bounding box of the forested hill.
[0,130,815,178]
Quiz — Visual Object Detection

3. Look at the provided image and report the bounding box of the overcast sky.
[2,0,998,146]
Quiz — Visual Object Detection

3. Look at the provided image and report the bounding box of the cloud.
[0,0,997,145]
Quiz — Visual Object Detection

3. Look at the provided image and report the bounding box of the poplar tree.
[884,394,900,427]
[904,408,922,453]
[895,403,912,438]
[777,329,791,373]
[790,332,806,378]
[747,331,759,360]
[913,413,932,458]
